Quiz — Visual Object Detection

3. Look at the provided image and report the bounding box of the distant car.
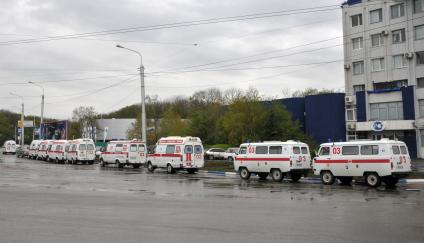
[16,145,29,158]
[205,148,237,161]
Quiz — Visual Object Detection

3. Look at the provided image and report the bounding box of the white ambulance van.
[3,140,17,154]
[100,140,146,168]
[46,140,69,163]
[146,136,204,174]
[36,140,52,160]
[313,139,411,187]
[28,140,42,159]
[234,140,312,182]
[66,139,95,165]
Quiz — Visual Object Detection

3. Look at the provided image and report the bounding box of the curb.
[199,170,424,184]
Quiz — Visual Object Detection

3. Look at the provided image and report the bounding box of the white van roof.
[157,136,202,145]
[321,139,406,146]
[240,140,308,147]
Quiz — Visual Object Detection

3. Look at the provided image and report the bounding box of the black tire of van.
[187,168,197,174]
[167,164,175,174]
[271,169,284,182]
[338,177,353,185]
[100,159,106,167]
[365,172,381,187]
[258,173,268,180]
[290,172,302,183]
[239,167,251,180]
[133,164,140,169]
[117,161,124,169]
[320,171,335,185]
[147,162,155,172]
[227,157,234,162]
[383,176,399,188]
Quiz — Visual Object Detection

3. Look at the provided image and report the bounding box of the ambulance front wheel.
[365,173,381,187]
[147,162,155,172]
[271,169,284,182]
[167,164,176,174]
[320,171,335,185]
[239,167,251,180]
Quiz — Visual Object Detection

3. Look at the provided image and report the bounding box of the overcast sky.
[0,0,345,119]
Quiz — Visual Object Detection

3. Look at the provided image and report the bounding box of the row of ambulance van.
[27,139,96,164]
[10,135,412,188]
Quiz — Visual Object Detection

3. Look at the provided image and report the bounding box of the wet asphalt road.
[0,155,423,243]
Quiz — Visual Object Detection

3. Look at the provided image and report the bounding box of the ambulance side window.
[155,145,166,154]
[293,147,300,154]
[301,147,308,154]
[392,145,400,155]
[319,147,330,156]
[130,144,138,152]
[87,144,94,150]
[255,146,268,154]
[57,145,62,151]
[361,145,379,155]
[48,145,53,151]
[184,145,193,154]
[400,146,408,155]
[166,145,176,154]
[194,145,202,154]
[107,144,114,152]
[342,146,359,155]
[65,145,70,152]
[239,147,247,154]
[115,144,123,152]
[269,146,282,154]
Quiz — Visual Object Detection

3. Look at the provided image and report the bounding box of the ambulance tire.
[117,161,124,169]
[271,169,284,182]
[100,159,106,167]
[167,164,175,174]
[147,162,155,172]
[239,167,251,180]
[55,157,59,164]
[384,177,399,188]
[133,164,140,169]
[321,171,335,185]
[290,173,302,183]
[187,168,197,174]
[258,173,268,180]
[338,177,353,185]
[227,157,234,162]
[365,173,381,187]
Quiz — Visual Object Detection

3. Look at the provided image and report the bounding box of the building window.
[392,29,406,43]
[353,84,365,92]
[421,129,424,147]
[391,4,405,19]
[414,0,424,13]
[415,25,424,40]
[370,102,403,121]
[370,9,383,24]
[351,14,363,27]
[371,33,384,47]
[419,100,424,117]
[393,54,408,68]
[373,80,407,91]
[352,37,363,50]
[416,51,424,65]
[353,61,364,75]
[346,108,356,121]
[371,58,385,72]
[417,77,424,88]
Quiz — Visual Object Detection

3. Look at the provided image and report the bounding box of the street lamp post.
[10,92,24,146]
[28,81,44,139]
[116,44,146,143]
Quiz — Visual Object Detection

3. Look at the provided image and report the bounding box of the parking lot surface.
[0,155,423,243]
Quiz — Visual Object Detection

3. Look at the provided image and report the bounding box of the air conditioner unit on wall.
[381,30,389,36]
[344,64,351,69]
[345,96,353,103]
[404,52,414,59]
[347,123,356,130]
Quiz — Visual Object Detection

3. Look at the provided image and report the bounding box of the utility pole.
[28,81,44,139]
[116,44,147,143]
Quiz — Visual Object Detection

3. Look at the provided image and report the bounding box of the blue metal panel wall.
[356,91,366,122]
[305,93,346,144]
[404,131,417,159]
[276,98,306,132]
[401,86,415,120]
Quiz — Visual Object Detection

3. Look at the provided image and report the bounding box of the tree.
[291,88,335,97]
[159,108,189,137]
[72,106,97,139]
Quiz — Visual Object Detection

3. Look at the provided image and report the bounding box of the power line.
[0,5,340,46]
